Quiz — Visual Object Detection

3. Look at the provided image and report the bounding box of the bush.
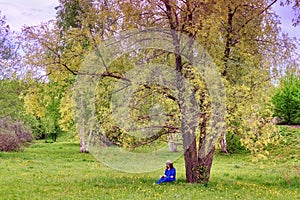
[225,131,246,153]
[272,74,300,124]
[0,132,20,151]
[0,118,32,151]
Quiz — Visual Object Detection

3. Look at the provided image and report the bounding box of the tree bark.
[183,138,199,182]
[220,133,229,153]
[198,147,215,183]
[197,91,215,183]
[183,89,203,183]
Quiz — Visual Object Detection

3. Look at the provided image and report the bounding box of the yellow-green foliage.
[59,89,75,133]
[21,0,296,158]
[23,86,46,118]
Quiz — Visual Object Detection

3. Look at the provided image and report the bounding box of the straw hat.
[166,160,173,165]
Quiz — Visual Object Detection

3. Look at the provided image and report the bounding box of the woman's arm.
[161,169,167,178]
[170,168,176,179]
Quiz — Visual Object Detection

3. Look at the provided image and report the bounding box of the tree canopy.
[0,0,299,183]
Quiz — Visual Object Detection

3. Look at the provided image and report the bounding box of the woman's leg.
[156,177,166,184]
[163,177,175,183]
[156,177,175,184]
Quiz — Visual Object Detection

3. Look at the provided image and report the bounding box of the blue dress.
[156,168,176,184]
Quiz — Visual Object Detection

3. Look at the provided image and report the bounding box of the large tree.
[104,0,294,182]
[22,0,296,183]
[208,0,296,153]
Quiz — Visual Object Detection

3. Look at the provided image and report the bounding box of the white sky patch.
[0,0,59,32]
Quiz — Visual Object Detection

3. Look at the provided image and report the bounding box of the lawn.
[0,127,299,200]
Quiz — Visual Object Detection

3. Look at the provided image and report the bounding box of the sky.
[0,0,59,31]
[0,0,299,49]
[272,3,299,41]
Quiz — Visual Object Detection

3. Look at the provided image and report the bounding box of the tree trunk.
[220,132,229,153]
[162,0,216,183]
[168,141,178,152]
[176,57,201,183]
[198,147,215,183]
[196,91,215,183]
[183,138,199,183]
[176,59,201,183]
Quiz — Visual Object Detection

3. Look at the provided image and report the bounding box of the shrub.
[225,131,246,153]
[0,131,20,151]
[13,121,33,143]
[0,118,32,151]
[272,74,300,124]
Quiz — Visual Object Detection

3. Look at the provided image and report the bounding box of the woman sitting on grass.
[156,160,176,184]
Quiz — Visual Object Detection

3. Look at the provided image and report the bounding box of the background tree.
[22,0,118,147]
[0,12,33,151]
[206,0,296,153]
[272,73,300,124]
[23,81,66,141]
[0,12,25,121]
[0,79,27,119]
[20,0,298,183]
[0,12,20,79]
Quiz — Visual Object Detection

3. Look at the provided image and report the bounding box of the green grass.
[0,127,299,200]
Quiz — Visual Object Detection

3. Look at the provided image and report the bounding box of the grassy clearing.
[0,127,299,200]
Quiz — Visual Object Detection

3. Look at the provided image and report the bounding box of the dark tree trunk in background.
[219,4,234,154]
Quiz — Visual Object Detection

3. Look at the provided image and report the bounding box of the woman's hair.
[167,163,174,169]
